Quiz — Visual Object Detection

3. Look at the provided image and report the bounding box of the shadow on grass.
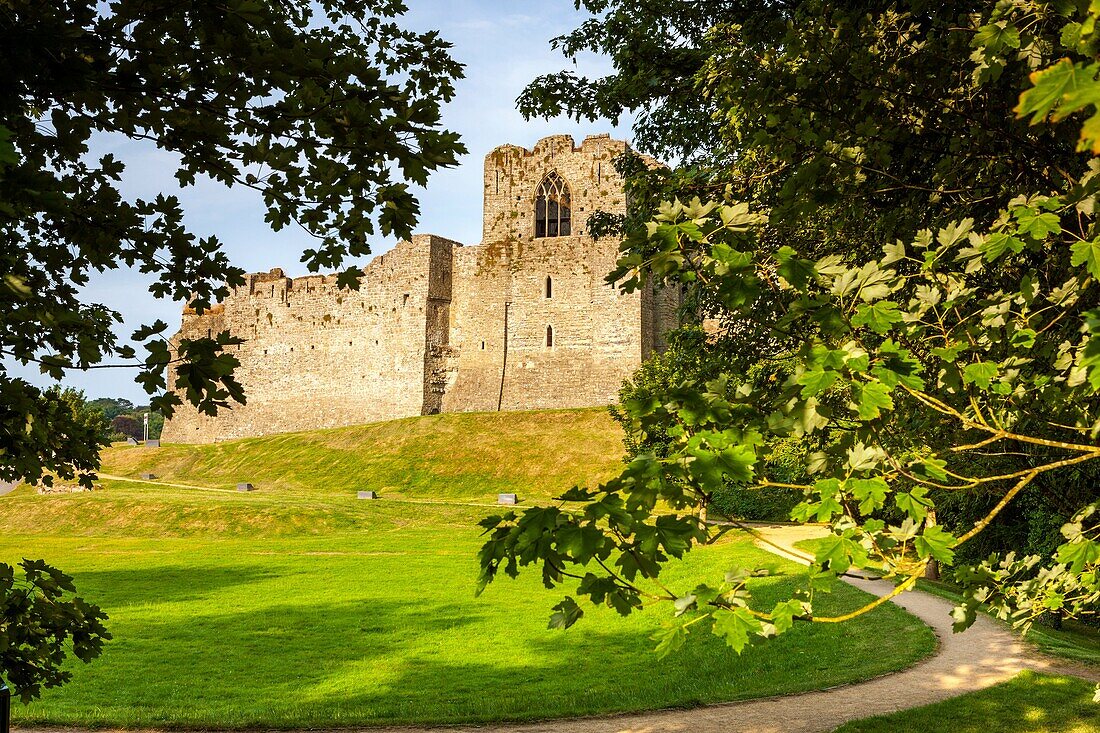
[71,564,282,605]
[16,562,935,729]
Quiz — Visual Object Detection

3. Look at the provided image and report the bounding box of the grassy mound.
[0,408,938,728]
[100,407,624,502]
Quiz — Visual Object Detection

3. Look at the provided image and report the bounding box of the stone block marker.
[237,483,256,492]
[357,490,379,500]
[498,493,518,505]
[145,439,161,447]
[126,437,138,445]
[139,473,157,480]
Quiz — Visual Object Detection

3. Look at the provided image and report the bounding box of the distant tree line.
[86,397,163,442]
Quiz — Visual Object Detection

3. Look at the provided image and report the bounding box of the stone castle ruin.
[161,134,680,443]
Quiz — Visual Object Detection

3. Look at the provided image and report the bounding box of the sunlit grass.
[834,671,1099,732]
[0,408,937,728]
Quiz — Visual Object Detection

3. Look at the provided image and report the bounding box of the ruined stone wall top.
[481,134,634,243]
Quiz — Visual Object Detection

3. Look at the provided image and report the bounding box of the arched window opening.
[545,276,553,299]
[546,325,554,348]
[534,172,571,238]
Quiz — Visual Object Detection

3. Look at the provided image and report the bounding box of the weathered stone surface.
[161,134,680,444]
[139,473,157,480]
[237,483,255,492]
[498,493,518,505]
[357,490,379,500]
[126,437,138,445]
[145,439,161,447]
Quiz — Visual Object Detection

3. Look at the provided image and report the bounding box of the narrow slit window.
[545,276,553,299]
[546,325,554,348]
[534,172,571,238]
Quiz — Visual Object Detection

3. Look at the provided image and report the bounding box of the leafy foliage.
[0,560,110,702]
[1,0,465,488]
[480,1,1100,659]
[2,387,111,489]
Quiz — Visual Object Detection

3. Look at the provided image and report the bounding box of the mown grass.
[99,407,626,502]
[834,671,1099,732]
[0,408,937,728]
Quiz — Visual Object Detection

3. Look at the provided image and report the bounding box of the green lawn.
[0,409,937,728]
[834,671,1099,732]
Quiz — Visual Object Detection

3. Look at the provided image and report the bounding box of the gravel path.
[15,524,1098,733]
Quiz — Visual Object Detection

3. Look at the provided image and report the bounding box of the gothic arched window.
[546,324,554,347]
[534,172,571,238]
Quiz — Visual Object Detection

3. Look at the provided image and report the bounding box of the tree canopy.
[1,0,465,490]
[480,0,1100,666]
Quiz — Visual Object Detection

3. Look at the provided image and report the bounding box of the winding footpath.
[15,524,1099,733]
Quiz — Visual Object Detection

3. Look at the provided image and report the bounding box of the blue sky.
[11,0,633,403]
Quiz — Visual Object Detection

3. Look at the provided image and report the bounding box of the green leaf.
[851,301,903,334]
[973,21,1021,53]
[1014,208,1061,239]
[895,487,933,522]
[1010,328,1037,349]
[652,623,688,658]
[932,342,967,361]
[711,608,762,654]
[848,477,889,514]
[979,232,1025,261]
[557,524,606,564]
[0,124,18,168]
[962,361,1000,390]
[769,598,807,635]
[548,596,584,629]
[1056,539,1100,573]
[918,458,949,482]
[852,381,893,420]
[775,246,816,289]
[1071,238,1100,279]
[813,534,868,574]
[914,525,956,564]
[797,369,838,397]
[1016,59,1100,123]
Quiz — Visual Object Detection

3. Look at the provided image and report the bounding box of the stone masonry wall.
[161,235,459,443]
[161,134,680,443]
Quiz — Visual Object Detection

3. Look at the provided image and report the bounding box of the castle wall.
[161,134,679,444]
[161,235,458,443]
